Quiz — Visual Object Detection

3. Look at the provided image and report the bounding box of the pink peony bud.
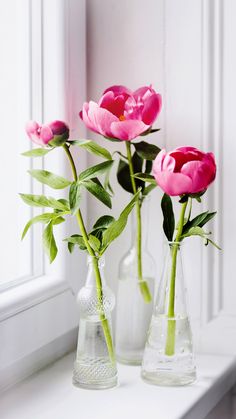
[25,120,69,147]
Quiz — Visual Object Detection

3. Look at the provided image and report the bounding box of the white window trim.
[0,0,87,391]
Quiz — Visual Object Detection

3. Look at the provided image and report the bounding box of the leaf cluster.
[117,140,160,198]
[161,194,220,249]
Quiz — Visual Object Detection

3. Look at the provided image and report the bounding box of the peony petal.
[110,119,149,141]
[40,125,54,144]
[80,102,98,133]
[181,160,215,193]
[103,85,132,99]
[88,101,118,137]
[99,91,126,118]
[142,93,162,125]
[153,149,166,173]
[133,86,153,100]
[153,170,193,196]
[25,121,42,145]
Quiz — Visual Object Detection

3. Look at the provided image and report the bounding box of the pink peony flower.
[80,85,162,141]
[25,120,69,146]
[153,146,216,196]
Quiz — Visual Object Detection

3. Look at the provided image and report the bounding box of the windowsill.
[1,351,236,419]
[0,275,70,322]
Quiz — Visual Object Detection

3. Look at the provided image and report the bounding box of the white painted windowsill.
[1,351,236,419]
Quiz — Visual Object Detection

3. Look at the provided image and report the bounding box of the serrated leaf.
[42,222,58,263]
[64,234,86,250]
[19,193,69,211]
[88,234,101,252]
[117,152,143,194]
[134,141,161,160]
[28,169,71,189]
[22,148,51,157]
[79,161,113,182]
[21,213,61,240]
[161,194,175,242]
[101,190,140,251]
[133,173,156,184]
[72,139,112,160]
[93,215,115,230]
[69,182,81,214]
[82,179,112,208]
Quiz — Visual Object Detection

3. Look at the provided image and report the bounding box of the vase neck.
[130,197,150,250]
[85,256,106,287]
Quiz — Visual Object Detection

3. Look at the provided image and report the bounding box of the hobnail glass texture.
[141,242,196,386]
[73,257,117,389]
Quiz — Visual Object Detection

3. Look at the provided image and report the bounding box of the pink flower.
[25,120,69,146]
[153,146,216,196]
[80,85,162,141]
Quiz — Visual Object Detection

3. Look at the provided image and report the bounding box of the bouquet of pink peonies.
[80,85,162,303]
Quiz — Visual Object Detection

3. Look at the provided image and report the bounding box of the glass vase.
[73,256,117,389]
[115,197,156,365]
[141,241,196,386]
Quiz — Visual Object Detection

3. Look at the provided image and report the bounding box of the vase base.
[141,369,196,386]
[72,376,118,390]
[72,358,118,390]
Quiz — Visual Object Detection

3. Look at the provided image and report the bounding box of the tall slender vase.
[141,241,196,386]
[115,198,156,365]
[73,256,117,389]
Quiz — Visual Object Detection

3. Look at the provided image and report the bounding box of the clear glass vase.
[115,198,156,365]
[141,241,196,386]
[73,256,118,389]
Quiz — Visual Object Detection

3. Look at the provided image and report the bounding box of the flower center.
[119,115,126,121]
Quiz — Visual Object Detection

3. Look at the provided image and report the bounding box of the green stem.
[63,144,115,362]
[125,142,152,303]
[165,198,188,356]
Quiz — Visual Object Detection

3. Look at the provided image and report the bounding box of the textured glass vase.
[115,198,156,365]
[141,241,196,386]
[73,256,117,389]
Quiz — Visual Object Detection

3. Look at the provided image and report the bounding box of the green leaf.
[101,190,140,252]
[22,148,51,157]
[134,141,161,160]
[19,193,69,211]
[142,183,157,197]
[28,169,71,189]
[69,182,81,215]
[133,173,156,184]
[140,127,161,136]
[21,212,62,240]
[179,223,221,249]
[182,211,217,235]
[42,222,58,263]
[117,152,143,194]
[79,161,114,182]
[93,215,115,230]
[161,194,175,242]
[82,179,112,208]
[72,139,112,160]
[88,234,101,252]
[145,160,153,174]
[64,234,86,251]
[205,238,221,250]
